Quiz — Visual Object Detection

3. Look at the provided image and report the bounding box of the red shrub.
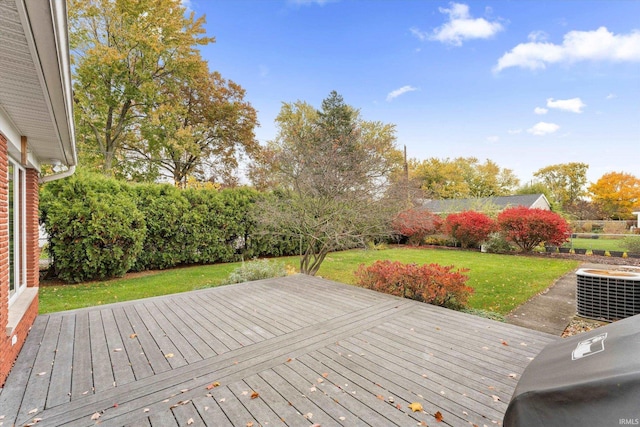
[444,211,496,248]
[497,207,570,252]
[392,208,442,245]
[355,260,473,308]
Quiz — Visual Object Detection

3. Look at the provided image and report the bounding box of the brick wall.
[0,134,40,386]
[0,132,10,386]
[25,168,39,288]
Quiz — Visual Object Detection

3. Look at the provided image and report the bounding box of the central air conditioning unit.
[576,267,640,322]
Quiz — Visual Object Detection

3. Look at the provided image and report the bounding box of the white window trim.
[8,157,27,307]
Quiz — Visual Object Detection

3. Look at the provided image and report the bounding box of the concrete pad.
[506,263,615,335]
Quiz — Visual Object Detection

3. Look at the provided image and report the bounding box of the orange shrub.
[355,260,473,309]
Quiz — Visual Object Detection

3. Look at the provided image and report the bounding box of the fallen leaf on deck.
[250,391,259,399]
[28,409,38,415]
[219,398,226,402]
[91,412,101,420]
[388,397,394,403]
[130,333,137,339]
[434,411,443,422]
[339,416,346,421]
[165,353,174,358]
[180,389,189,393]
[286,358,292,362]
[508,373,517,379]
[187,418,194,425]
[206,382,221,390]
[322,372,329,378]
[304,412,313,419]
[113,348,122,352]
[143,408,150,413]
[317,378,324,383]
[520,342,528,346]
[246,422,254,427]
[492,395,500,402]
[241,391,249,396]
[309,386,317,392]
[501,341,509,346]
[408,402,423,412]
[376,395,384,400]
[396,403,402,410]
[36,372,47,376]
[204,406,209,411]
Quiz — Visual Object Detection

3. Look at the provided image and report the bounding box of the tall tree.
[254,92,403,275]
[589,171,640,219]
[126,67,258,186]
[69,0,213,172]
[533,162,588,210]
[412,157,519,199]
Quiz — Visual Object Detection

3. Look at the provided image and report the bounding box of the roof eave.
[16,0,77,167]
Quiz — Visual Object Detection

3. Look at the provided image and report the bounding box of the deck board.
[0,275,556,427]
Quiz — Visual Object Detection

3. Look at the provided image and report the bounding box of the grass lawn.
[39,247,579,316]
[317,248,579,314]
[567,237,627,252]
[39,261,246,314]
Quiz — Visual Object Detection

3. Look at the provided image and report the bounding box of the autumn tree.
[125,67,258,186]
[69,0,213,172]
[254,92,403,275]
[533,162,588,210]
[589,172,640,219]
[391,208,443,245]
[445,211,496,248]
[412,157,519,199]
[497,207,570,252]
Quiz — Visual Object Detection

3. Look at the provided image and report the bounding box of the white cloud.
[486,135,500,143]
[288,0,336,6]
[546,97,586,113]
[606,93,617,100]
[495,27,640,72]
[386,85,418,101]
[412,2,503,46]
[527,122,560,136]
[534,107,548,115]
[528,30,549,42]
[507,129,523,135]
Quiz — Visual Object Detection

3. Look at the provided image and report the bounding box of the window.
[8,158,26,304]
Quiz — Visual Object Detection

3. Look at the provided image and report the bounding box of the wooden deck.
[0,275,556,426]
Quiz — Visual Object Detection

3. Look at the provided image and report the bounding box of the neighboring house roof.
[422,194,551,214]
[0,0,76,168]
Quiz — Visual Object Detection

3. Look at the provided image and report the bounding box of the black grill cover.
[504,314,640,427]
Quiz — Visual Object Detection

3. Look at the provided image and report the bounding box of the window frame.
[8,156,27,306]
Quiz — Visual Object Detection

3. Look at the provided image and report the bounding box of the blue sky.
[188,0,640,184]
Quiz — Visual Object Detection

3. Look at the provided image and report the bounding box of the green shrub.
[366,241,389,251]
[242,192,300,258]
[623,236,640,253]
[482,232,515,254]
[227,259,287,284]
[423,235,456,247]
[131,183,189,271]
[354,260,473,309]
[40,171,146,282]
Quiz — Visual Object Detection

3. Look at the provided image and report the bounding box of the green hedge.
[40,173,299,282]
[40,171,146,282]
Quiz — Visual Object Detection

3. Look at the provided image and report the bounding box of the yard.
[39,247,579,315]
